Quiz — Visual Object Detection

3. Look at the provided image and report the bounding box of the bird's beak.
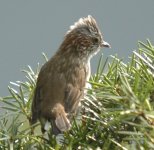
[101,41,111,48]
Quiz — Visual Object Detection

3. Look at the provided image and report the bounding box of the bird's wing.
[31,62,51,124]
[31,60,68,121]
[64,67,86,114]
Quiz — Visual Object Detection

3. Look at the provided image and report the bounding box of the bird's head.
[61,15,110,59]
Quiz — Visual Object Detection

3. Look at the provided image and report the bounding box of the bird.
[31,15,110,135]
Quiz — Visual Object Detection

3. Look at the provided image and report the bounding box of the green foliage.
[0,40,154,149]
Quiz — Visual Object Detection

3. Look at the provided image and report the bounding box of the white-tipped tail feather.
[52,103,71,133]
[55,113,71,132]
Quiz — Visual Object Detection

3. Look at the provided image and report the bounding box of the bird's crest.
[67,15,100,35]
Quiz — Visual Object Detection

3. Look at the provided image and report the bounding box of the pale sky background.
[0,0,154,96]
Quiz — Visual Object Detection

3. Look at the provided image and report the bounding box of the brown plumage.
[31,15,110,135]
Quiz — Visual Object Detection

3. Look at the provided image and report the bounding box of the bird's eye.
[92,37,99,44]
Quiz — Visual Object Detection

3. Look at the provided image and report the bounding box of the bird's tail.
[51,103,71,135]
